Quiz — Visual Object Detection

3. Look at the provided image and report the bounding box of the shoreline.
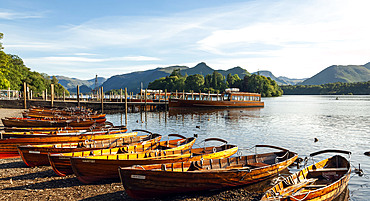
[0,108,263,200]
[0,157,263,201]
[0,109,25,126]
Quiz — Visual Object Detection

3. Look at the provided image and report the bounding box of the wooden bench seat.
[304,184,327,189]
[247,162,269,168]
[309,168,348,172]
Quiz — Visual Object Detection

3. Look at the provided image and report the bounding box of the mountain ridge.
[301,64,370,85]
[56,62,370,93]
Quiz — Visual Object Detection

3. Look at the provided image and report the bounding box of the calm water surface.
[107,95,370,201]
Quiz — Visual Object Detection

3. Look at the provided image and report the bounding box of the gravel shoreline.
[0,109,25,126]
[0,158,265,201]
[0,108,266,200]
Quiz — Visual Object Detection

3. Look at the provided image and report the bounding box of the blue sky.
[1,0,369,80]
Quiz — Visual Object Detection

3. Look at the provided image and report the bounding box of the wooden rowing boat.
[1,117,106,127]
[70,138,237,184]
[28,106,94,115]
[261,149,351,201]
[18,132,161,167]
[1,125,127,138]
[118,145,297,200]
[3,121,115,132]
[48,134,196,177]
[0,129,130,159]
[23,112,106,120]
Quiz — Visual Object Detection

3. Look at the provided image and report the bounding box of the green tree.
[211,71,227,92]
[170,68,182,78]
[148,75,186,92]
[242,74,282,97]
[227,73,242,88]
[0,33,3,50]
[0,33,69,95]
[185,74,204,91]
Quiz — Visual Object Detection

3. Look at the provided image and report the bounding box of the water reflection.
[106,95,370,200]
[168,107,262,120]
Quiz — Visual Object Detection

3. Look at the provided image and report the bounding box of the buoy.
[314,138,318,142]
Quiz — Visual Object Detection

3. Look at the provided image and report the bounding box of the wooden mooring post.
[144,89,147,111]
[125,88,128,126]
[101,87,104,114]
[120,88,123,103]
[51,84,54,107]
[77,85,80,108]
[165,89,168,111]
[23,82,27,109]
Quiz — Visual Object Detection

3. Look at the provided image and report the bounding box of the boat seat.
[308,168,348,179]
[309,168,348,172]
[247,162,269,168]
[304,184,327,189]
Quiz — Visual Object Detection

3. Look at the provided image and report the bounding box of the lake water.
[106,95,370,201]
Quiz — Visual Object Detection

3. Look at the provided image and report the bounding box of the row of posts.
[21,83,220,109]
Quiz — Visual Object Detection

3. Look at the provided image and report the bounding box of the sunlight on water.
[107,95,370,200]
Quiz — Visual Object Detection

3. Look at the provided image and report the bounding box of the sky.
[1,0,370,80]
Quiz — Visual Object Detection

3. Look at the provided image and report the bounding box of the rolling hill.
[56,76,106,93]
[301,63,370,85]
[101,62,251,93]
[56,62,370,94]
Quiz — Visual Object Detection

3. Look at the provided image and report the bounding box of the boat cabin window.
[224,94,230,101]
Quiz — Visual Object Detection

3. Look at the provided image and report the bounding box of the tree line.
[147,69,283,97]
[0,33,69,97]
[281,81,370,95]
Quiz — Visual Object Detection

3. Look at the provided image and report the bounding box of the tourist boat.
[17,132,161,167]
[168,88,264,108]
[70,138,237,184]
[118,144,297,200]
[0,129,131,159]
[1,117,106,127]
[261,149,351,201]
[48,134,196,177]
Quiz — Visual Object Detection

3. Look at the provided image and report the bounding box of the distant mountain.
[102,62,251,93]
[251,70,306,85]
[252,71,288,85]
[181,62,213,76]
[301,63,370,85]
[278,76,307,85]
[56,62,370,94]
[56,76,106,93]
[102,65,188,93]
[69,85,93,94]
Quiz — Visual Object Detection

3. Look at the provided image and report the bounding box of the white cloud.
[26,55,161,64]
[3,0,370,79]
[0,10,43,20]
